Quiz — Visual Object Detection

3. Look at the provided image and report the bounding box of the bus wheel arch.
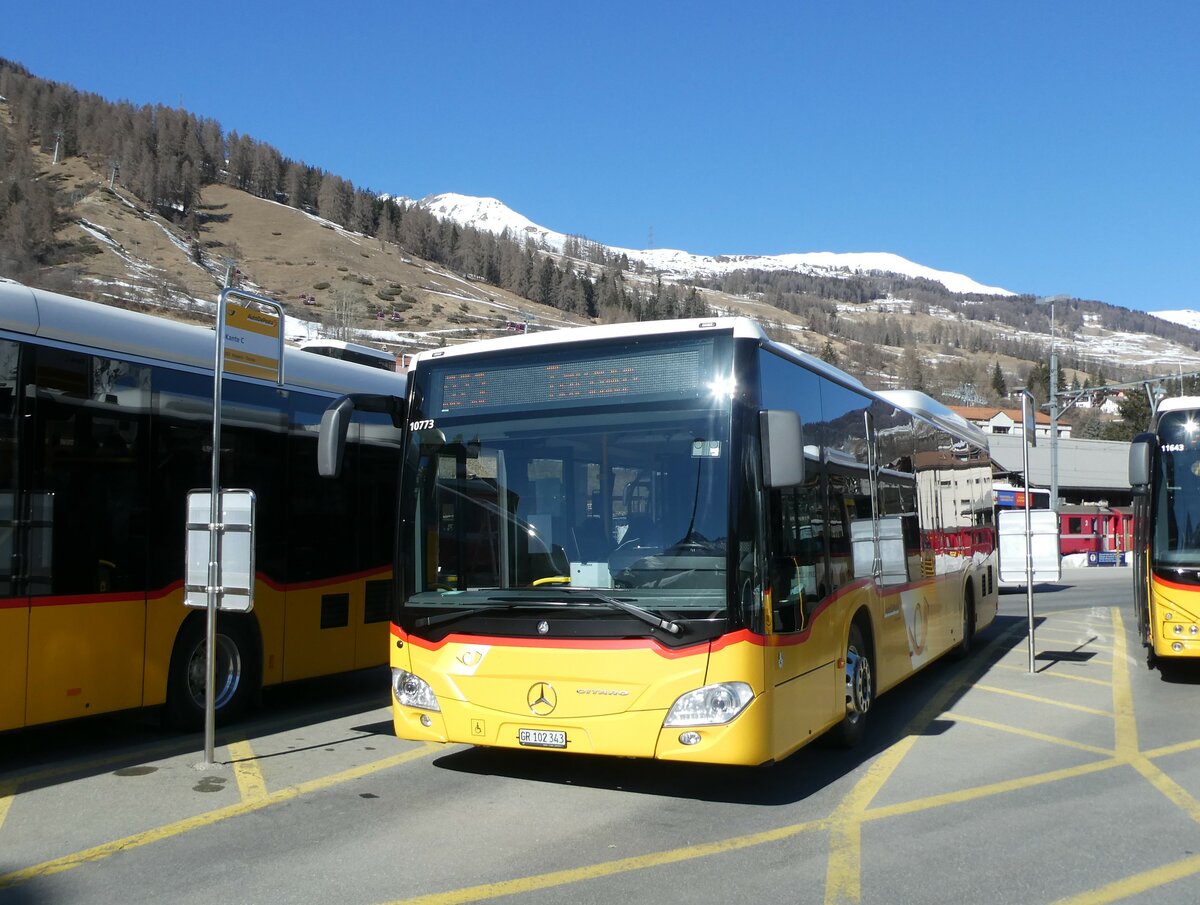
[166,611,261,730]
[831,610,874,748]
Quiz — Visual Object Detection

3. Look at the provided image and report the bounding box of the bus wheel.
[831,623,873,748]
[166,616,256,730]
[954,588,975,659]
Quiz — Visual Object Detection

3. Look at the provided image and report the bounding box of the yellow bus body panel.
[142,586,187,708]
[26,596,145,725]
[282,576,389,681]
[0,606,29,731]
[1149,574,1200,658]
[393,630,719,760]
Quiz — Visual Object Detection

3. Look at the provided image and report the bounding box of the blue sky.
[5,2,1197,312]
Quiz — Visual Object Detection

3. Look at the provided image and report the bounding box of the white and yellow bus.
[0,281,406,731]
[322,317,997,765]
[1130,396,1200,674]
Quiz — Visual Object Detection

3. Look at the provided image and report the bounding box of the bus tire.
[954,586,976,659]
[831,623,873,748]
[166,614,258,730]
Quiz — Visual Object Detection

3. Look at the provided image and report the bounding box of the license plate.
[518,728,567,749]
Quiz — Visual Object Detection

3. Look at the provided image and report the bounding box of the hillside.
[33,156,590,357]
[24,148,1200,407]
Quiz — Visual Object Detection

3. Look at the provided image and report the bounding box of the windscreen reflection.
[408,407,732,618]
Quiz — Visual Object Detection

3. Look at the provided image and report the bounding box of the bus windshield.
[1154,409,1200,567]
[400,335,736,635]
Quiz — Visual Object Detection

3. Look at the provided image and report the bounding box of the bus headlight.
[392,668,440,712]
[663,683,754,727]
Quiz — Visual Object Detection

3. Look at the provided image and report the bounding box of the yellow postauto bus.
[0,281,405,731]
[322,317,998,765]
[1130,396,1200,675]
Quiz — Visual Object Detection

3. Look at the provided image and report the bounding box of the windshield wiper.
[412,597,578,629]
[413,604,510,629]
[412,591,682,636]
[536,588,683,636]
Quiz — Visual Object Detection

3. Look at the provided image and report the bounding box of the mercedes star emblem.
[527,682,557,715]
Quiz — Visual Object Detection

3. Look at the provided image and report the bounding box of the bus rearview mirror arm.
[761,410,804,488]
[318,393,406,478]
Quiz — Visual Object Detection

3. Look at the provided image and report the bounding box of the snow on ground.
[1151,309,1200,331]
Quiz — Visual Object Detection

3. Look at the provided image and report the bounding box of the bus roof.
[1155,396,1200,417]
[879,389,991,451]
[0,281,406,398]
[412,317,771,363]
[413,316,870,388]
[300,338,395,359]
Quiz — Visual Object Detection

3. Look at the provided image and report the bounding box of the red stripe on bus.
[1151,574,1200,593]
[3,567,392,609]
[257,565,392,592]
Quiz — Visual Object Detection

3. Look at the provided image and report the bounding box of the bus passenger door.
[767,474,839,758]
[24,347,149,726]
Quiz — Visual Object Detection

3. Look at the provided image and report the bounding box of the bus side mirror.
[318,396,355,478]
[318,393,407,478]
[761,410,804,487]
[1129,432,1154,493]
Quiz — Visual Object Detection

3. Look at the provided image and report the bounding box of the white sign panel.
[185,489,256,612]
[998,508,1061,584]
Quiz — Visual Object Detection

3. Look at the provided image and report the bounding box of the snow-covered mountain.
[1151,309,1200,331]
[410,192,1015,297]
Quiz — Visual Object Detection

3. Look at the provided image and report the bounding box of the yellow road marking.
[227,739,267,801]
[974,684,1112,716]
[385,816,829,905]
[824,737,916,905]
[0,743,441,890]
[819,622,1026,904]
[947,713,1114,756]
[991,663,1112,687]
[1110,609,1139,757]
[1040,616,1111,629]
[0,781,16,833]
[863,758,1123,822]
[1031,628,1106,642]
[1144,738,1200,759]
[1110,609,1200,824]
[1047,852,1200,905]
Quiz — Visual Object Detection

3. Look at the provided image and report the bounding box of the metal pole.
[1022,390,1036,673]
[204,297,229,766]
[1049,299,1058,510]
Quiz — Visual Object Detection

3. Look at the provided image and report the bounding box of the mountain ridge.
[408,192,1015,297]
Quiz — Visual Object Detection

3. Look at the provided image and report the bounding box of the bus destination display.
[435,346,710,415]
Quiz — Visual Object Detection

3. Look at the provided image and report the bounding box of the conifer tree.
[991,362,1007,399]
